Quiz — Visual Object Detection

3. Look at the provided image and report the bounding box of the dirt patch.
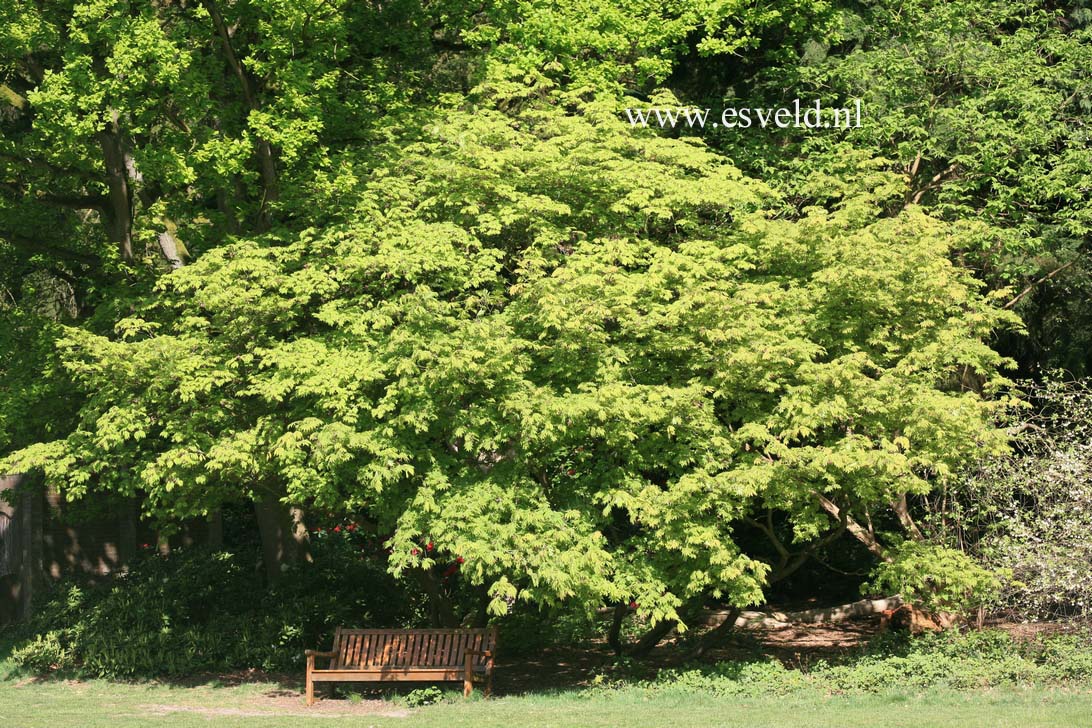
[140,695,411,719]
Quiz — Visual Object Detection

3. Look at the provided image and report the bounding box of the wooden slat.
[366,633,384,667]
[398,633,409,666]
[423,632,436,665]
[412,633,423,666]
[358,633,372,668]
[331,627,344,669]
[310,668,480,682]
[361,632,376,667]
[373,632,389,667]
[342,633,355,668]
[362,633,375,667]
[350,633,363,667]
[434,632,448,667]
[422,632,435,665]
[440,632,453,667]
[459,631,470,666]
[471,632,482,666]
[411,631,425,666]
[312,628,495,674]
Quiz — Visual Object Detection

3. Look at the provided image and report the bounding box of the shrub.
[403,687,446,707]
[640,629,1092,697]
[10,631,73,673]
[864,542,1005,614]
[11,540,418,678]
[949,378,1092,620]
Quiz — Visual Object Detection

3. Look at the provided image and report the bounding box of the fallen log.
[701,596,905,631]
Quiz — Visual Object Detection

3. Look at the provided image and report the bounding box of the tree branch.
[1003,259,1078,309]
[1,84,28,111]
[891,493,924,542]
[201,0,277,230]
[812,491,890,561]
[905,162,959,207]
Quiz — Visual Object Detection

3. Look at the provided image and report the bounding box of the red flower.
[456,556,465,564]
[347,523,357,532]
[141,543,151,549]
[567,468,576,476]
[629,601,638,609]
[411,548,419,556]
[334,525,341,533]
[426,541,434,551]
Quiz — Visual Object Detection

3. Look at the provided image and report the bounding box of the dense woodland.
[1,0,1091,674]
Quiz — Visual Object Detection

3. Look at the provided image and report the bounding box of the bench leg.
[464,654,474,698]
[306,656,315,706]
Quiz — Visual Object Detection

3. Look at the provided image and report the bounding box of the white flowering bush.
[949,379,1092,620]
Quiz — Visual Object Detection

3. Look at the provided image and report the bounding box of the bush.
[950,378,1092,620]
[10,631,73,673]
[864,542,1005,614]
[11,539,420,678]
[403,687,446,707]
[640,629,1092,697]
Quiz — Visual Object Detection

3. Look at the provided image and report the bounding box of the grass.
[6,624,1092,727]
[3,675,1092,728]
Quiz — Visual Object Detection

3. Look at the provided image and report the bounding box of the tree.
[1,0,490,578]
[5,76,1018,628]
[679,0,1092,375]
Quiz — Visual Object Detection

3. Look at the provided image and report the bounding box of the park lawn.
[2,678,1092,728]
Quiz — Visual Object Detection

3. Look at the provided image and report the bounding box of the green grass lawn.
[3,677,1092,728]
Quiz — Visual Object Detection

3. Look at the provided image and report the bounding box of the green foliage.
[402,686,447,707]
[475,0,837,90]
[865,542,1006,614]
[10,632,74,674]
[3,0,1066,637]
[498,603,606,654]
[600,630,1092,698]
[3,76,1019,626]
[714,0,1092,279]
[9,542,416,678]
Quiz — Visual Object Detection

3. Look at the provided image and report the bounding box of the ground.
[3,617,1089,727]
[4,678,1092,728]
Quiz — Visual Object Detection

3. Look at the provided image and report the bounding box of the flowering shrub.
[951,379,1092,620]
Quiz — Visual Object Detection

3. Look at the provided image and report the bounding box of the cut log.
[701,596,905,632]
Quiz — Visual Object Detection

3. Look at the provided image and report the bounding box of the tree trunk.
[95,129,133,262]
[629,617,678,657]
[607,602,628,655]
[253,487,311,584]
[688,606,741,659]
[206,509,224,550]
[812,491,891,561]
[701,596,906,631]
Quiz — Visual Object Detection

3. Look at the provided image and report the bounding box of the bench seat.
[305,627,497,705]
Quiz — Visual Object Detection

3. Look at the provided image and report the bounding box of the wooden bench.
[304,626,497,705]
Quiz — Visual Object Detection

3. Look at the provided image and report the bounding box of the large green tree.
[1,0,1031,638]
[6,83,1017,630]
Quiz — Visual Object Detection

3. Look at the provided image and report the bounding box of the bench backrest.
[330,627,497,670]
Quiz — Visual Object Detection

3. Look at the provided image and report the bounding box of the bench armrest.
[465,650,493,658]
[304,650,337,658]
